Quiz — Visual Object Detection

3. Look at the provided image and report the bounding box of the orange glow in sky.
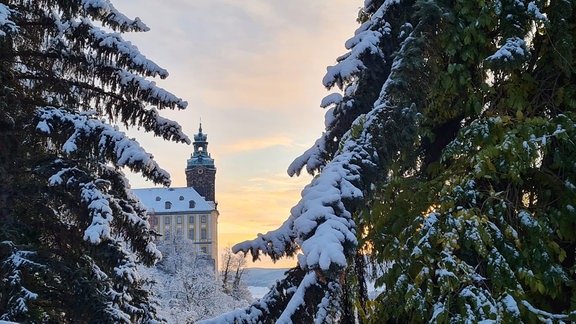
[116,1,362,268]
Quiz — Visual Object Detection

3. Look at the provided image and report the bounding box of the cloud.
[218,136,293,154]
[246,173,311,190]
[118,0,358,112]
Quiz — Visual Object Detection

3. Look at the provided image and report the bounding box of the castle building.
[133,124,218,266]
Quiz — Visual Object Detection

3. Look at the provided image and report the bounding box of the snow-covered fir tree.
[0,1,189,322]
[204,0,576,322]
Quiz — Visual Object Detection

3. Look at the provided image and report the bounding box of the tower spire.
[186,123,216,202]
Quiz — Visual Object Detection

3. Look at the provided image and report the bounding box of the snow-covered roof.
[132,187,214,214]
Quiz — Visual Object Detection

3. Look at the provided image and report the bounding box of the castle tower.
[185,123,216,202]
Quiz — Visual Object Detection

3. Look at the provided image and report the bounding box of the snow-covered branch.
[80,181,114,244]
[87,25,168,78]
[81,0,149,32]
[0,3,18,37]
[289,3,399,177]
[37,106,173,185]
[0,243,43,320]
[113,69,187,110]
[322,19,384,90]
[235,131,369,273]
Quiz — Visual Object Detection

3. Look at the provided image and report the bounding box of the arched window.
[189,200,196,208]
[165,201,172,209]
[155,196,161,201]
[179,195,184,201]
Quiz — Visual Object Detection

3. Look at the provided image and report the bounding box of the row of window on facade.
[161,199,196,210]
[164,228,208,241]
[150,215,207,225]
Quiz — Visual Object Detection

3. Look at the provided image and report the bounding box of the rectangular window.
[201,215,207,223]
[188,229,195,240]
[189,215,195,224]
[201,228,207,240]
[165,216,170,225]
[200,246,207,254]
[176,228,182,237]
[164,230,170,240]
[177,216,182,224]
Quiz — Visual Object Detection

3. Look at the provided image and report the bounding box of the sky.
[114,1,362,268]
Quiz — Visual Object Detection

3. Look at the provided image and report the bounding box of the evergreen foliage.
[214,0,576,322]
[0,1,187,322]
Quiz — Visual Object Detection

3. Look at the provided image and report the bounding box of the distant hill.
[244,268,289,288]
[244,268,289,299]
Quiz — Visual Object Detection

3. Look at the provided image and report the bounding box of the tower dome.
[185,123,216,202]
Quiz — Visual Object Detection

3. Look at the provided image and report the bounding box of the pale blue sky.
[115,1,362,267]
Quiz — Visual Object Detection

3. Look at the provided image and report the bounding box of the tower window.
[165,201,172,209]
[189,200,195,208]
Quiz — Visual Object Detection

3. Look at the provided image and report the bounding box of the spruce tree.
[205,0,419,321]
[0,1,188,322]
[207,0,576,322]
[364,0,576,321]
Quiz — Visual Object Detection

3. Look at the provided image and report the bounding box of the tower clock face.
[197,168,204,174]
